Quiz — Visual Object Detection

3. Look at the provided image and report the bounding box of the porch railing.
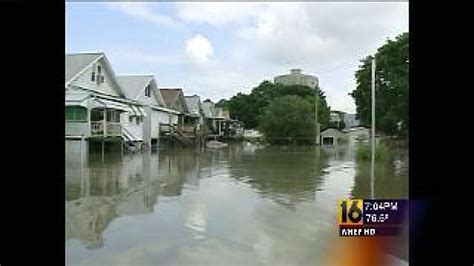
[106,123,122,136]
[90,121,122,137]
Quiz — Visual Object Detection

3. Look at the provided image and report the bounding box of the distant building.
[342,113,360,129]
[274,69,319,88]
[320,128,345,146]
[330,111,343,123]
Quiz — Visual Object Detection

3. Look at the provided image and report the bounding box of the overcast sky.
[66,2,408,113]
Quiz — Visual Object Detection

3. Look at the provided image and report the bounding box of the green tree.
[259,95,317,144]
[221,81,331,130]
[350,32,408,137]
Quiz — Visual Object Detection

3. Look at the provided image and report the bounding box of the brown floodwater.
[65,138,408,265]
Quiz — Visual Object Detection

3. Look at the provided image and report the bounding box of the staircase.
[170,125,194,147]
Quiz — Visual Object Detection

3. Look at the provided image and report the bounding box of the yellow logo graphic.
[338,199,363,225]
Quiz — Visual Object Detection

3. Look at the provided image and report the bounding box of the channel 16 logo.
[337,199,363,225]
[337,199,407,237]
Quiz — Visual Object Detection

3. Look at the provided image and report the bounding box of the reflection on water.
[65,139,408,265]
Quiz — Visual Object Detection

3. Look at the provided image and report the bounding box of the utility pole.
[370,58,376,199]
[315,86,320,145]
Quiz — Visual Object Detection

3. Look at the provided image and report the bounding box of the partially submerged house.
[184,95,204,127]
[116,75,180,146]
[65,52,145,141]
[159,88,199,146]
[201,100,243,138]
[159,88,189,126]
[320,128,345,146]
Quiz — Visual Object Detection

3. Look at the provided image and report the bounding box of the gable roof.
[184,95,201,116]
[116,75,154,99]
[117,75,167,108]
[65,53,103,84]
[65,52,125,97]
[321,128,345,137]
[159,88,189,113]
[201,101,214,118]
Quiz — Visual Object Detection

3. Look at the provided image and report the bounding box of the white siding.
[169,113,179,125]
[66,122,89,137]
[151,109,171,139]
[121,112,143,141]
[69,59,121,97]
[135,88,155,106]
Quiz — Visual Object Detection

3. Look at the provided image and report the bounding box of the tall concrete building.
[274,69,319,88]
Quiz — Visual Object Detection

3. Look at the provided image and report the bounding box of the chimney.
[291,69,302,74]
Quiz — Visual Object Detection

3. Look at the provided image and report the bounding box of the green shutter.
[65,107,75,121]
[75,107,87,121]
[65,106,87,121]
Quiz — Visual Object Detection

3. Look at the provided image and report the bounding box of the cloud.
[176,2,265,27]
[185,34,214,65]
[105,2,177,27]
[236,2,408,67]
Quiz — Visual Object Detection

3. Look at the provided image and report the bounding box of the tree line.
[217,81,331,144]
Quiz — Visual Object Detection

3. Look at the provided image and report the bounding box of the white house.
[65,52,146,140]
[116,75,180,146]
[320,128,346,146]
[184,95,204,126]
[159,88,189,126]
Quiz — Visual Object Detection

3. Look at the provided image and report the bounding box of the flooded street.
[65,139,408,265]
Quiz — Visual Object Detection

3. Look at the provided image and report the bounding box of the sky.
[66,2,408,113]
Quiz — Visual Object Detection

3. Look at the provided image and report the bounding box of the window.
[106,109,120,123]
[129,116,134,123]
[65,106,87,122]
[136,116,141,125]
[91,70,96,81]
[145,85,151,97]
[97,65,102,84]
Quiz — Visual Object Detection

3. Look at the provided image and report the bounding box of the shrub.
[356,143,390,161]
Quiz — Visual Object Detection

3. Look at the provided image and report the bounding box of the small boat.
[206,140,228,149]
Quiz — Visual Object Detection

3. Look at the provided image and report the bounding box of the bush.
[356,143,390,161]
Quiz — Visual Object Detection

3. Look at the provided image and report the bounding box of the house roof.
[201,101,214,118]
[65,53,103,84]
[116,75,154,99]
[65,52,125,98]
[116,75,168,108]
[159,88,189,113]
[321,128,345,137]
[184,95,201,116]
